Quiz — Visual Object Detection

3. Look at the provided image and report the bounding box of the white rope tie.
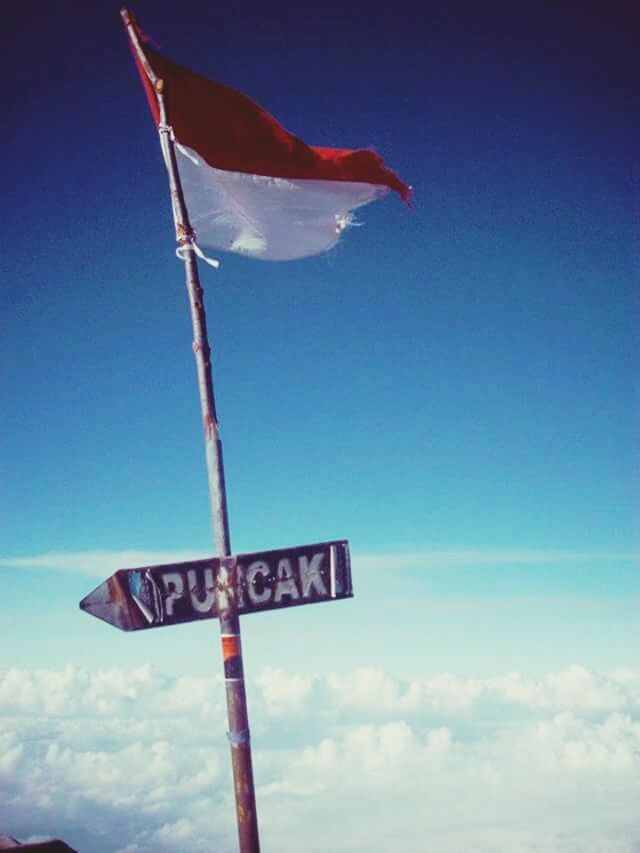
[157,124,221,270]
[176,241,221,269]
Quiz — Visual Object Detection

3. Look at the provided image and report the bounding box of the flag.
[123,12,411,262]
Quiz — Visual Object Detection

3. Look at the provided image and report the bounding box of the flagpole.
[120,11,260,853]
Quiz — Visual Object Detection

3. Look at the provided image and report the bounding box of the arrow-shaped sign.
[80,540,352,631]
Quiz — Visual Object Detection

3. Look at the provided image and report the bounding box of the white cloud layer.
[0,664,639,852]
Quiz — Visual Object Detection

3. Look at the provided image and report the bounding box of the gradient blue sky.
[2,1,638,679]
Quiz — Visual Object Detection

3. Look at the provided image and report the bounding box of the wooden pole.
[120,11,260,852]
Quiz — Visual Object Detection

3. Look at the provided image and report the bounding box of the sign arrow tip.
[79,573,138,631]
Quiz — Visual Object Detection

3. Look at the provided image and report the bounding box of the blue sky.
[1,2,638,850]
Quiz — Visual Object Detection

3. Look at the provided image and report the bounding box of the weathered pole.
[120,10,260,852]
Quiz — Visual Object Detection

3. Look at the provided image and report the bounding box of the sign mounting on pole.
[80,540,352,632]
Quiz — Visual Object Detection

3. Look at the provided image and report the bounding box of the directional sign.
[80,540,352,631]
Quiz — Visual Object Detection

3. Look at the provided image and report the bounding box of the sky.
[1,1,639,850]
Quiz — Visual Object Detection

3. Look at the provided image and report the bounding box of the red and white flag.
[123,13,410,262]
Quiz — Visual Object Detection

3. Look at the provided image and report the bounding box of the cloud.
[355,548,638,571]
[0,664,639,852]
[1,547,636,579]
[254,667,316,716]
[0,551,209,578]
[488,665,640,712]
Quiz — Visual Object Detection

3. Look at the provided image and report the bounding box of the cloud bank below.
[1,664,638,852]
